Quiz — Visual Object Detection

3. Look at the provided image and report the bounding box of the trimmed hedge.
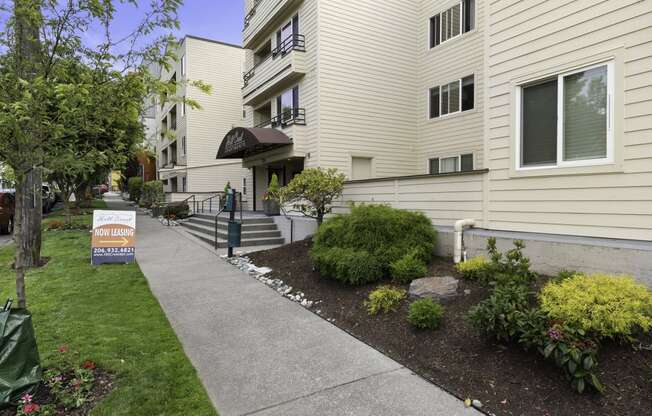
[127,177,143,202]
[311,204,437,285]
[140,180,165,208]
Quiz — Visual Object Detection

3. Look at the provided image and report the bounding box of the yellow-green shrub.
[364,286,406,315]
[539,274,652,340]
[455,255,490,281]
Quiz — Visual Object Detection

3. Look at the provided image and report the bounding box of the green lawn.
[1,206,217,415]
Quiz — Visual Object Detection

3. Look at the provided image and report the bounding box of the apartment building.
[157,36,251,202]
[220,0,652,282]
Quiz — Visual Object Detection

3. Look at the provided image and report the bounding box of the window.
[429,75,474,119]
[430,0,474,48]
[180,99,186,117]
[429,153,474,174]
[276,86,299,123]
[275,14,299,56]
[181,177,187,192]
[181,55,187,76]
[518,62,613,169]
[242,178,247,196]
[181,136,186,156]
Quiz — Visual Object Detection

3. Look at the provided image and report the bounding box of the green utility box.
[228,221,242,248]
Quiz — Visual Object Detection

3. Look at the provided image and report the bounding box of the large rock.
[408,276,459,301]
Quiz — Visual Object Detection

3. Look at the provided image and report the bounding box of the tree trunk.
[13,0,43,309]
[63,189,72,227]
[14,168,42,308]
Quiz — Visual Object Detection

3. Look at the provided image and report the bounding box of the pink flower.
[20,393,33,404]
[22,403,40,414]
[82,360,96,370]
[547,327,563,341]
[53,375,64,382]
[58,345,68,353]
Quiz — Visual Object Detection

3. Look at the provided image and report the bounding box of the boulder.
[408,276,459,301]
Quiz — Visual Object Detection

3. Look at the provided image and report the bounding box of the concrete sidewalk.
[105,195,480,416]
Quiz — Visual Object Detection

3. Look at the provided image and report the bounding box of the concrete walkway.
[104,194,480,416]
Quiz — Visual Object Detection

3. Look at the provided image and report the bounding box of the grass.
[1,203,217,416]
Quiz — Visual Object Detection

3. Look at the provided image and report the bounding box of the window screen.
[449,80,460,113]
[521,79,558,167]
[440,157,458,173]
[441,84,449,115]
[563,65,608,161]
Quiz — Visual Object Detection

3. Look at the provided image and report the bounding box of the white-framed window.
[429,0,475,48]
[182,177,187,192]
[181,136,186,156]
[242,177,247,196]
[429,153,474,175]
[181,55,187,76]
[516,61,614,170]
[180,99,186,117]
[429,75,474,119]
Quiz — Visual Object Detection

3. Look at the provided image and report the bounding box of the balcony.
[243,0,304,49]
[242,35,306,106]
[254,108,306,129]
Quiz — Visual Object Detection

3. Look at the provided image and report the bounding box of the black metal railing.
[272,34,305,58]
[254,108,305,129]
[243,0,261,28]
[243,67,256,86]
[200,193,225,213]
[159,194,197,226]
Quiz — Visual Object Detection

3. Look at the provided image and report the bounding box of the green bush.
[311,247,383,285]
[486,238,537,286]
[162,202,190,219]
[127,177,143,202]
[140,180,165,208]
[365,286,406,315]
[391,251,428,284]
[539,273,652,340]
[312,204,437,285]
[455,255,490,281]
[468,283,530,342]
[407,299,444,330]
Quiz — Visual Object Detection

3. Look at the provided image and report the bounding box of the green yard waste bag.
[0,308,42,407]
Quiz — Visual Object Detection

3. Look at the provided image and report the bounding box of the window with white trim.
[242,177,247,196]
[181,136,186,156]
[429,153,474,174]
[180,99,186,117]
[430,0,475,48]
[517,62,614,169]
[181,55,187,76]
[429,75,474,119]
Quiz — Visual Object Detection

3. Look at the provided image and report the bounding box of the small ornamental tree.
[279,168,346,225]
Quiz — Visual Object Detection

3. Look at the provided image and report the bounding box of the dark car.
[0,191,15,235]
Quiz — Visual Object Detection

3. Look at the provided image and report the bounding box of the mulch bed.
[0,369,114,416]
[249,240,652,416]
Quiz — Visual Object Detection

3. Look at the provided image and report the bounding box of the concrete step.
[192,213,275,225]
[181,221,282,240]
[187,217,278,231]
[186,230,285,249]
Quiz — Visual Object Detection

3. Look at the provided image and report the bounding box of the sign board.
[91,210,136,265]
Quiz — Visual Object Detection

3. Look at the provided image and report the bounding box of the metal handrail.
[158,194,197,226]
[254,108,305,129]
[272,34,306,57]
[243,0,261,28]
[200,193,225,213]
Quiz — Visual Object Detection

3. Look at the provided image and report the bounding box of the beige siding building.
[157,36,252,204]
[216,0,652,282]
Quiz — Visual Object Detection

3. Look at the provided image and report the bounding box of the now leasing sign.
[91,210,136,265]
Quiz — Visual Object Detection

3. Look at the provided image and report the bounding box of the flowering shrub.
[540,274,652,340]
[17,394,55,416]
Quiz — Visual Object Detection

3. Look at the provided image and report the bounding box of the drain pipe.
[454,219,476,264]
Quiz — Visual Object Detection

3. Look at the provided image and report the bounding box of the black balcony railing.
[272,34,305,57]
[243,34,306,86]
[255,108,306,128]
[244,0,262,28]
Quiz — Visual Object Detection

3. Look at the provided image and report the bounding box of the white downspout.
[454,219,476,264]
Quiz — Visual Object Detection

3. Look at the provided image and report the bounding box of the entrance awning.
[217,127,293,159]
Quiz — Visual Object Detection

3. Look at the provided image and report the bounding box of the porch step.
[187,216,278,232]
[181,214,285,248]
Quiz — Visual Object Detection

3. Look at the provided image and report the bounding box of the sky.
[107,0,245,46]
